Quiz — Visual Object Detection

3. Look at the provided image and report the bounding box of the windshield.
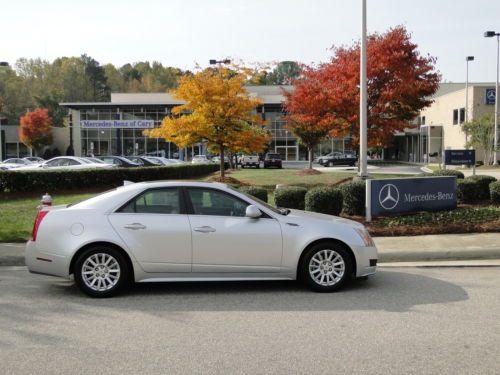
[230,187,290,216]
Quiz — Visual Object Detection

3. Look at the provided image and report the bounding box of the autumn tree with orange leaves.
[145,65,269,177]
[284,26,440,168]
[19,108,53,155]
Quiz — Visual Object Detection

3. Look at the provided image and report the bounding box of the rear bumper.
[25,241,70,278]
[352,245,378,277]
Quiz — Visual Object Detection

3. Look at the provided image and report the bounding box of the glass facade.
[77,105,352,161]
[79,108,178,157]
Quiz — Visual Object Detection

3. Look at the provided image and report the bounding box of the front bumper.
[352,245,378,277]
[25,241,70,278]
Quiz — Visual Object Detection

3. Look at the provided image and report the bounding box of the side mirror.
[245,205,262,219]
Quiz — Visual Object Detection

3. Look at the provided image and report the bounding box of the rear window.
[266,154,281,159]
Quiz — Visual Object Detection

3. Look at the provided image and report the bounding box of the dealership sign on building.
[81,120,155,129]
[485,89,496,105]
[366,177,457,221]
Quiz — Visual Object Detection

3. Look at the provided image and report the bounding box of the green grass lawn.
[225,169,353,188]
[0,193,97,242]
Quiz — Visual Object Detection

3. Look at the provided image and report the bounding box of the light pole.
[0,62,9,161]
[484,31,499,165]
[359,0,368,178]
[465,56,474,123]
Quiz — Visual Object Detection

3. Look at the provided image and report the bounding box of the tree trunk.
[308,147,313,169]
[220,147,225,178]
[228,153,234,170]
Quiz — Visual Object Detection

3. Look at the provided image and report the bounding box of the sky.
[1,0,500,82]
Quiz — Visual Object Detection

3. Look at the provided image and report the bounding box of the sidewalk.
[2,233,500,266]
[374,233,500,262]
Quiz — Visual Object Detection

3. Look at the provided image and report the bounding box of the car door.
[185,187,283,273]
[108,187,192,273]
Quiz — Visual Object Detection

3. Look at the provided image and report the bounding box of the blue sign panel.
[367,177,457,219]
[485,89,496,105]
[444,149,475,166]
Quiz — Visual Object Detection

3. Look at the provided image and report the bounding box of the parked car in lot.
[144,156,182,165]
[191,155,210,164]
[16,156,114,171]
[96,156,141,168]
[2,158,36,169]
[3,158,36,167]
[317,152,358,167]
[240,155,260,168]
[24,156,45,164]
[125,156,159,167]
[25,181,377,297]
[263,153,282,169]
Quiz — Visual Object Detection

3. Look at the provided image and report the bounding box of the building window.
[459,108,465,124]
[453,109,458,125]
[421,116,426,125]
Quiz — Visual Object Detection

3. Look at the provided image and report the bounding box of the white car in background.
[1,158,35,169]
[24,156,45,164]
[144,156,183,165]
[191,155,210,164]
[16,156,115,171]
[25,181,377,297]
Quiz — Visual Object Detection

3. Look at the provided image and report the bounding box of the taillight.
[32,211,49,241]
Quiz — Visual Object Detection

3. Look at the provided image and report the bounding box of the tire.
[241,165,245,169]
[256,165,260,169]
[300,242,352,292]
[74,245,131,298]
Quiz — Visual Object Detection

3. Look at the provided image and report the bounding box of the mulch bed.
[366,221,500,237]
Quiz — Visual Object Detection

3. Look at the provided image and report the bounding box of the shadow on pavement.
[5,268,469,314]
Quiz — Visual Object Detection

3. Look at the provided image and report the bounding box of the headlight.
[354,227,375,247]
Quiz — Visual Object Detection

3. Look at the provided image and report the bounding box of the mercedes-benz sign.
[366,177,457,221]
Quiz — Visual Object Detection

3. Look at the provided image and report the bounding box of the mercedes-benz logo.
[487,90,496,101]
[379,184,399,210]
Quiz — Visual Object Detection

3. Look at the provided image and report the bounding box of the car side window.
[118,188,181,214]
[187,188,249,217]
[46,159,61,167]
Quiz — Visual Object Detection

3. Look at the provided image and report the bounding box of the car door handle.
[124,223,147,230]
[193,226,216,233]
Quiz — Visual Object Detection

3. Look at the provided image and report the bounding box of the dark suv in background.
[263,153,282,169]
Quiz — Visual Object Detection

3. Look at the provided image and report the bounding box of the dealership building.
[0,83,498,163]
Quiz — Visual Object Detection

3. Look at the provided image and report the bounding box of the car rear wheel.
[74,246,130,298]
[300,242,352,292]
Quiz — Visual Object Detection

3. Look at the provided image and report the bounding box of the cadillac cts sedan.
[26,182,377,297]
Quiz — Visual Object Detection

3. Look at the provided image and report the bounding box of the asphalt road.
[1,267,499,375]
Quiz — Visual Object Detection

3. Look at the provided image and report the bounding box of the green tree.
[463,114,497,165]
[266,61,301,85]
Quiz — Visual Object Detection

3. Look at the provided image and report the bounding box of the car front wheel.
[300,243,352,292]
[74,246,130,298]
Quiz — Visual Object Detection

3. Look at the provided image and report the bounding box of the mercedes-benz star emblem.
[379,184,399,210]
[487,90,496,101]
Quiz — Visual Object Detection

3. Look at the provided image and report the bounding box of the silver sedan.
[26,181,377,297]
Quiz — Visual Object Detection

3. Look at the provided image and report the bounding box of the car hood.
[283,209,364,228]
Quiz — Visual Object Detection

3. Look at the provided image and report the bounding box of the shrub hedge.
[466,175,497,201]
[305,186,343,216]
[456,179,481,204]
[0,164,220,194]
[491,181,500,204]
[274,186,307,210]
[432,169,465,179]
[339,180,366,216]
[239,186,268,202]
